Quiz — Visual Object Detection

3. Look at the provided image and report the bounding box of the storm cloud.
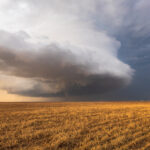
[1,0,150,99]
[0,30,133,97]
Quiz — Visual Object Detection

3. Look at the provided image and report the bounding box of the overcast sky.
[0,0,150,101]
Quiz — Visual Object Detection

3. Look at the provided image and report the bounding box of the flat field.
[0,102,150,150]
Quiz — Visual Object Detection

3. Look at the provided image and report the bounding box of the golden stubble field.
[0,102,150,150]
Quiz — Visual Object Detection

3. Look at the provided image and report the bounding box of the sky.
[0,0,150,101]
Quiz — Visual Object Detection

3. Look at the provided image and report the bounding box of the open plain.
[0,102,150,150]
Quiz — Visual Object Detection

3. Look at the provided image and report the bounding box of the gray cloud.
[0,30,133,97]
[3,0,150,99]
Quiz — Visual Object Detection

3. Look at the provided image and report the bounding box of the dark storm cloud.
[0,44,130,97]
[0,30,133,97]
[5,0,150,100]
[4,75,126,98]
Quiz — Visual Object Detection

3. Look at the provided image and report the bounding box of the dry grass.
[0,102,150,150]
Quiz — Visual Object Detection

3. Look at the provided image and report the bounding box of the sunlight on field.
[0,102,150,150]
